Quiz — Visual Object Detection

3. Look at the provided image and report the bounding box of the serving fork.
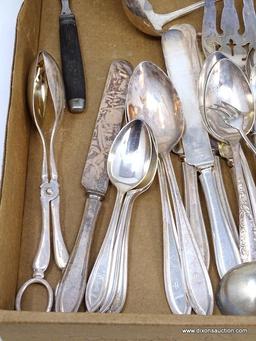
[202,0,256,67]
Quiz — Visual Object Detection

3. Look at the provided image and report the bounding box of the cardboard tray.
[0,0,255,339]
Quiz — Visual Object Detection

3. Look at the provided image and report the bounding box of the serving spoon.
[127,61,214,315]
[85,119,153,312]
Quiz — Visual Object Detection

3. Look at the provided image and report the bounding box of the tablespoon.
[127,61,214,315]
[99,132,158,313]
[204,57,256,263]
[85,119,152,312]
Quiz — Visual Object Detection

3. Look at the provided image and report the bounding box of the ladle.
[85,119,153,312]
[122,0,217,36]
[127,61,214,315]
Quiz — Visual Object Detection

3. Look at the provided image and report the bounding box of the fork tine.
[220,101,239,116]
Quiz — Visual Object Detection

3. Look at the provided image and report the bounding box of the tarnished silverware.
[202,0,256,67]
[16,51,68,312]
[85,120,154,312]
[122,0,219,36]
[55,60,132,312]
[204,58,256,262]
[162,26,241,278]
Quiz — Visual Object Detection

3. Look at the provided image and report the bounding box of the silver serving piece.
[161,26,241,278]
[55,60,133,312]
[202,0,256,67]
[122,0,209,36]
[16,51,69,312]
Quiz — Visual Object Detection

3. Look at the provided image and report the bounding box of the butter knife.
[55,60,133,312]
[162,26,241,278]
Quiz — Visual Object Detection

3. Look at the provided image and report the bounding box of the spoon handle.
[158,159,191,315]
[162,153,214,315]
[149,1,205,32]
[240,149,256,224]
[108,196,135,313]
[230,143,256,262]
[183,162,210,269]
[99,191,136,313]
[213,155,239,244]
[85,191,124,311]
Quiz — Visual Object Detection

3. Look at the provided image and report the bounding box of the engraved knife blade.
[55,60,133,312]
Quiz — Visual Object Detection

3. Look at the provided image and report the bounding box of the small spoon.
[85,119,153,312]
[122,0,213,36]
[204,57,256,263]
[127,61,214,315]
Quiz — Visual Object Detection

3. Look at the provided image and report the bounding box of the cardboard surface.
[0,0,255,339]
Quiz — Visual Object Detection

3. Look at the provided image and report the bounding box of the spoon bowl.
[204,58,254,143]
[107,118,152,192]
[126,61,184,154]
[217,262,256,315]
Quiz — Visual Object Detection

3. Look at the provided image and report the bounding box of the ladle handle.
[183,161,210,269]
[59,13,85,113]
[199,166,241,277]
[55,195,102,312]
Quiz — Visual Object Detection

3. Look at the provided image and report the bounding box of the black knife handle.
[59,14,85,113]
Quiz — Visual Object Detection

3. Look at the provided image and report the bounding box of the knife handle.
[59,14,85,113]
[199,167,241,278]
[55,194,102,312]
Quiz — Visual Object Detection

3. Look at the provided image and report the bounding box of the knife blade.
[161,26,241,278]
[59,0,86,113]
[55,60,133,312]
